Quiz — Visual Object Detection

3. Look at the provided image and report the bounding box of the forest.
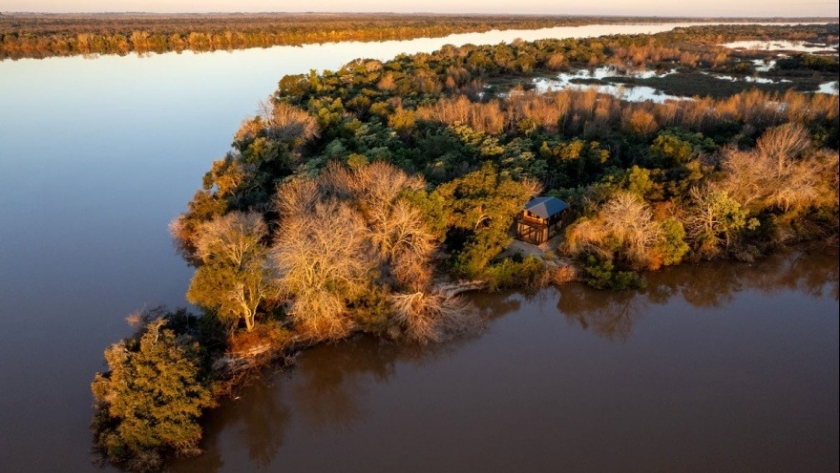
[0,12,832,60]
[91,23,839,472]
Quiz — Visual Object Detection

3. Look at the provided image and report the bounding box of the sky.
[2,0,838,17]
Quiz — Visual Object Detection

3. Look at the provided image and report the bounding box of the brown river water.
[171,249,838,473]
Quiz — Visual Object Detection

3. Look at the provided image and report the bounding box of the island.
[90,22,838,472]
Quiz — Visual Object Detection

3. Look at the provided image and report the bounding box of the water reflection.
[236,380,290,466]
[533,67,690,104]
[557,248,839,340]
[721,40,840,53]
[291,341,385,431]
[171,333,485,473]
[163,250,840,473]
[175,377,290,472]
[558,289,641,340]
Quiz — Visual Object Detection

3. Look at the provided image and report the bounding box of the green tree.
[686,187,759,255]
[654,217,691,267]
[435,163,538,277]
[650,132,693,166]
[187,211,274,332]
[91,317,215,472]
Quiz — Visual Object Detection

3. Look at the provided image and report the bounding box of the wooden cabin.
[515,196,569,245]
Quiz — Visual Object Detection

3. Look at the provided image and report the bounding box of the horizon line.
[2,11,838,19]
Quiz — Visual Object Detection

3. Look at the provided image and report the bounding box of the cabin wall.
[515,210,565,245]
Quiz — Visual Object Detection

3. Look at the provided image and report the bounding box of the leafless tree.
[600,192,661,267]
[274,177,319,219]
[256,99,320,143]
[194,211,267,267]
[756,122,811,172]
[371,199,436,290]
[721,125,836,215]
[565,192,661,268]
[271,200,375,340]
[389,291,477,343]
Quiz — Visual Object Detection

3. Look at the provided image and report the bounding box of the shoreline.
[2,14,837,60]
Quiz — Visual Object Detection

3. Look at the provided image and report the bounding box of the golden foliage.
[389,291,478,343]
[565,192,663,269]
[720,124,838,216]
[416,95,505,135]
[265,101,320,142]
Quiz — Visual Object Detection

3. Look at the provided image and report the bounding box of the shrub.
[482,255,548,292]
[227,319,293,357]
[583,255,644,290]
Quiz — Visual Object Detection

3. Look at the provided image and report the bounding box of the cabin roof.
[523,196,569,219]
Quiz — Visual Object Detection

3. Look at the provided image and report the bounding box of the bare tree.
[319,162,435,290]
[721,125,835,215]
[600,192,662,267]
[565,192,661,268]
[389,291,476,343]
[272,200,375,339]
[274,177,319,219]
[756,122,811,172]
[370,199,436,290]
[255,99,320,143]
[416,95,505,135]
[194,211,267,267]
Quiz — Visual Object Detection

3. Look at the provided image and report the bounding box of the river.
[171,250,838,473]
[0,22,837,473]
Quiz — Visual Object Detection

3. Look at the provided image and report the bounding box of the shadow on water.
[556,247,839,341]
[172,331,484,473]
[170,247,838,473]
[173,375,290,472]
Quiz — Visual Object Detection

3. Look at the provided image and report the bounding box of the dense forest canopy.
[93,23,839,471]
[172,21,838,313]
[1,12,837,59]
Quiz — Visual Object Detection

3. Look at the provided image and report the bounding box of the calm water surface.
[167,250,838,473]
[0,22,836,473]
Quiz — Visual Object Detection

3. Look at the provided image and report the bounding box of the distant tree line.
[1,13,835,60]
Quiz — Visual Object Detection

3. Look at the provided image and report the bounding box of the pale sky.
[2,0,838,17]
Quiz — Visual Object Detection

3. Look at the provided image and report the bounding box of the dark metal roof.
[524,196,569,219]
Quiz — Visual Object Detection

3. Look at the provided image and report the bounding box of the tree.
[435,163,538,277]
[565,191,665,270]
[756,122,811,172]
[720,125,836,216]
[371,199,437,291]
[685,187,757,256]
[272,199,375,339]
[262,100,320,144]
[389,291,474,343]
[187,211,273,332]
[91,317,215,472]
[599,192,662,267]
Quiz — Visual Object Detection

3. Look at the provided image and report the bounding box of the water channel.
[0,22,837,473]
